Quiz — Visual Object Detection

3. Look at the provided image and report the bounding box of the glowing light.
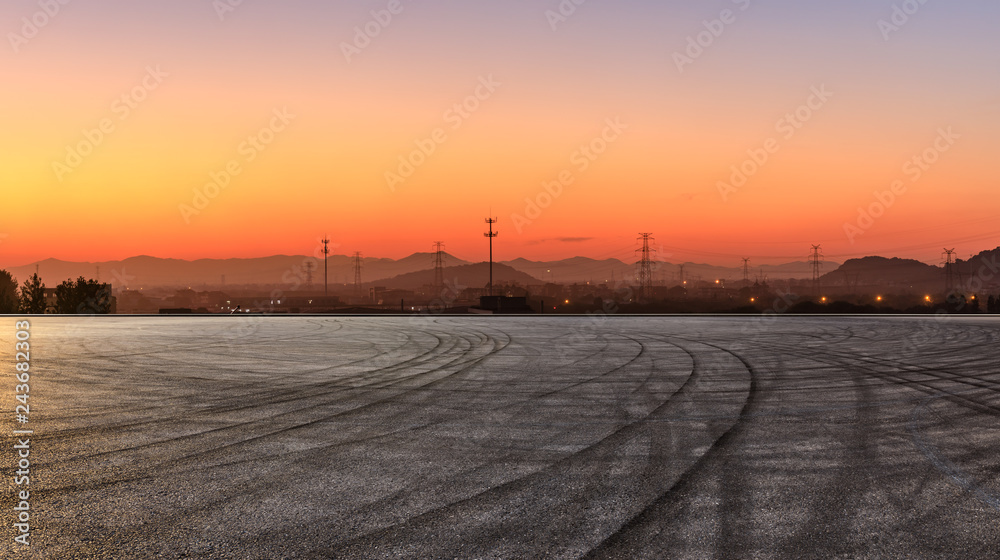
[925,296,932,302]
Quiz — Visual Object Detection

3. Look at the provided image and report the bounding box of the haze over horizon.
[10,245,994,273]
[4,0,999,268]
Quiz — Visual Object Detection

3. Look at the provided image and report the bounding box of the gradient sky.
[3,0,999,267]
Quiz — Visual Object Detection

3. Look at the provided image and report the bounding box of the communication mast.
[484,218,498,296]
[322,236,331,295]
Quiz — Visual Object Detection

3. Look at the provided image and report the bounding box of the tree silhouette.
[0,270,17,313]
[55,277,112,314]
[18,273,46,314]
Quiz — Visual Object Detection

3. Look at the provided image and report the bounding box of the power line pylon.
[809,245,823,296]
[304,261,314,289]
[353,252,363,297]
[636,233,655,300]
[943,248,957,293]
[321,236,330,295]
[742,258,751,286]
[484,218,498,296]
[432,242,446,290]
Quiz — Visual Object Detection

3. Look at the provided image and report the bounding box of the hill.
[7,253,470,289]
[379,262,543,290]
[500,257,837,285]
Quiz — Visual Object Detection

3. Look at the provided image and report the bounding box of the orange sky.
[2,1,999,268]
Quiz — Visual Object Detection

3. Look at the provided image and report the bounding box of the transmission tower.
[809,245,823,296]
[304,261,314,289]
[678,263,686,285]
[322,236,331,295]
[353,252,363,297]
[943,249,956,293]
[742,258,751,285]
[484,218,498,296]
[432,242,446,290]
[636,233,655,299]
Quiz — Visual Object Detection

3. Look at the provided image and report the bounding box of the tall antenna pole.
[742,257,751,285]
[484,218,498,296]
[322,235,330,295]
[432,242,446,290]
[636,233,655,300]
[809,245,823,297]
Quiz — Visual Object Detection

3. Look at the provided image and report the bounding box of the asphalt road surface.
[3,316,1000,559]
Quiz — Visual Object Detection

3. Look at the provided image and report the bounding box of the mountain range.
[6,254,833,290]
[6,249,999,295]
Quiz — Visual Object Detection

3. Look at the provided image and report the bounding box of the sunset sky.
[3,0,999,268]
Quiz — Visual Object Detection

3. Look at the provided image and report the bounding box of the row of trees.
[0,270,112,314]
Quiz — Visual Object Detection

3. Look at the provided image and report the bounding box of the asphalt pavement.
[2,315,999,558]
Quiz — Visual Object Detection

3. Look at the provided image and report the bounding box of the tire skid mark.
[320,334,729,558]
[583,335,760,559]
[33,327,508,481]
[908,394,1000,512]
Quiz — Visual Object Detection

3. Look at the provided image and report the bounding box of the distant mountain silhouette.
[823,257,939,287]
[499,257,837,284]
[817,254,999,294]
[651,260,840,284]
[5,254,845,290]
[16,249,997,294]
[379,263,543,290]
[8,253,470,289]
[501,257,631,284]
